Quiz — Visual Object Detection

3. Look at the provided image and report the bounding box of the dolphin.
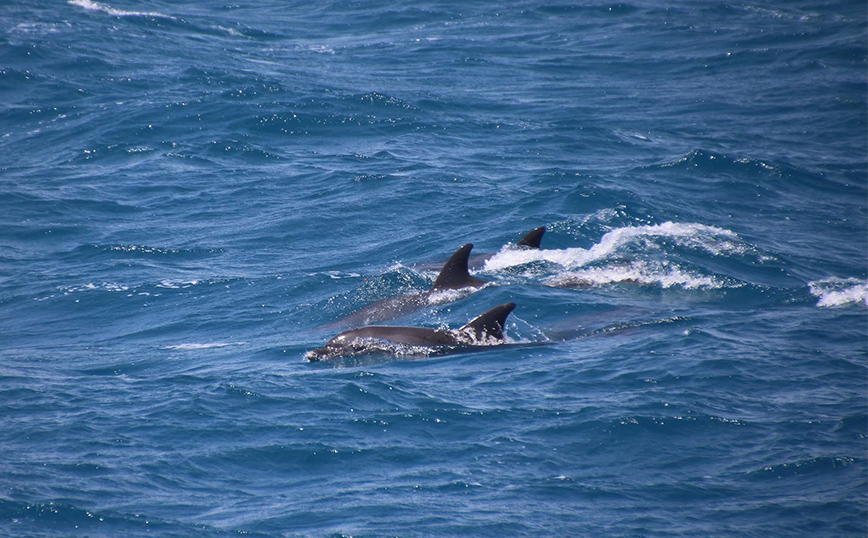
[307,303,517,361]
[515,226,546,249]
[416,227,546,271]
[335,243,488,327]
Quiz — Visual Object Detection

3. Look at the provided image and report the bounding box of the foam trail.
[808,278,868,307]
[484,222,746,271]
[69,0,174,18]
[545,260,725,290]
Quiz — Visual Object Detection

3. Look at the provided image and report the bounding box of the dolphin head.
[305,331,368,361]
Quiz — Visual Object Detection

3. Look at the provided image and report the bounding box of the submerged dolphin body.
[307,303,516,361]
[336,243,488,327]
[416,227,546,271]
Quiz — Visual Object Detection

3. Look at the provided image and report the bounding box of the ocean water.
[1,0,866,536]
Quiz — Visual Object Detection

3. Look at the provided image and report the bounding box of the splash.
[426,287,483,305]
[483,221,751,290]
[487,222,751,272]
[808,277,868,308]
[544,260,725,290]
[68,0,173,18]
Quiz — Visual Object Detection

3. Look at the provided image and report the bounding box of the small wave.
[215,25,244,37]
[484,221,751,271]
[544,260,728,290]
[68,0,173,18]
[13,22,71,35]
[164,342,245,350]
[156,279,202,289]
[808,277,868,308]
[426,287,482,305]
[60,282,130,293]
[356,92,417,110]
[107,244,178,255]
[658,149,780,177]
[301,44,337,54]
[750,456,857,479]
[83,244,223,258]
[595,316,692,336]
[306,271,362,280]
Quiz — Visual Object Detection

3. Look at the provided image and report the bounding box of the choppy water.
[1,1,866,536]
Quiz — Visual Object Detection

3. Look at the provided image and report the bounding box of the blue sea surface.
[1,1,866,536]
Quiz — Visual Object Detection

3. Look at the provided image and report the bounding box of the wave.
[657,149,782,177]
[485,222,758,271]
[748,456,858,480]
[70,244,224,262]
[544,260,729,290]
[59,282,130,294]
[40,276,235,302]
[648,149,866,199]
[0,497,261,537]
[96,244,222,257]
[482,221,762,290]
[164,342,245,350]
[808,277,868,308]
[68,0,174,19]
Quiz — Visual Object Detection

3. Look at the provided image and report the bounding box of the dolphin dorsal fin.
[431,243,487,291]
[461,302,516,341]
[517,226,546,249]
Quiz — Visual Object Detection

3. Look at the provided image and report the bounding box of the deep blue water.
[1,1,866,536]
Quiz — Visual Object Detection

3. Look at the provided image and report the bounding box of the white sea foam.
[426,287,483,306]
[164,342,245,350]
[484,222,748,271]
[808,277,868,308]
[156,279,202,289]
[61,282,130,293]
[326,271,361,280]
[302,44,336,54]
[14,22,69,35]
[544,260,725,290]
[68,0,173,19]
[216,26,243,37]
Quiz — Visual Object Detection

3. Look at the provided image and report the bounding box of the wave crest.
[808,277,868,308]
[485,222,749,272]
[68,0,173,18]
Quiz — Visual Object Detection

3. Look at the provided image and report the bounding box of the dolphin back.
[431,243,488,291]
[461,302,516,341]
[516,226,546,249]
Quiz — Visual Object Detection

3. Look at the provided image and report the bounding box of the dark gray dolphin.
[307,303,516,361]
[416,227,546,271]
[335,243,488,327]
[430,243,487,290]
[516,226,546,249]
